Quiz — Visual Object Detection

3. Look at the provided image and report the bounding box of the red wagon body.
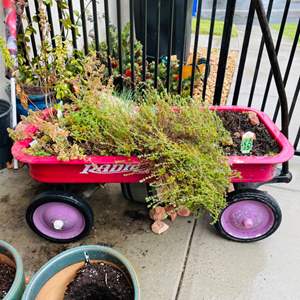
[12,106,294,184]
[11,106,295,243]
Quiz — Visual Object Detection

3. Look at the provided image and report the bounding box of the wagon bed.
[12,106,294,184]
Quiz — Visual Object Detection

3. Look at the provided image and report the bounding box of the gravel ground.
[188,48,239,104]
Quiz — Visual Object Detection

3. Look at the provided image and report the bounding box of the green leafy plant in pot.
[97,24,205,97]
[10,62,233,232]
[0,0,85,119]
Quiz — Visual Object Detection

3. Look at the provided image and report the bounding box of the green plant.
[192,18,239,37]
[97,24,204,97]
[10,66,232,222]
[0,37,14,71]
[271,23,300,45]
[0,0,85,106]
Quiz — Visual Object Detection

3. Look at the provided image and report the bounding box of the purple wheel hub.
[220,200,275,239]
[32,202,86,240]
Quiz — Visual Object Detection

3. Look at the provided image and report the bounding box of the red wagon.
[12,106,294,243]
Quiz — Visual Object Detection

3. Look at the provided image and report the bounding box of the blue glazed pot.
[0,240,25,300]
[22,245,140,300]
[16,93,50,117]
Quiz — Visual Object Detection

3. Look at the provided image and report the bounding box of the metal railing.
[5,0,300,174]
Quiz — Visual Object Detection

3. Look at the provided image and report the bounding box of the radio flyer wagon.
[12,106,294,243]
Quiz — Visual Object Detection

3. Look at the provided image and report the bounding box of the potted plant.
[22,245,139,300]
[9,57,294,242]
[0,0,84,118]
[99,24,206,96]
[13,37,84,117]
[0,99,12,169]
[0,240,25,300]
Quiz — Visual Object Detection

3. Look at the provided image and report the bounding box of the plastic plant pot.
[16,93,52,118]
[121,183,148,203]
[0,99,12,169]
[134,0,193,61]
[0,240,25,300]
[22,245,140,300]
[121,183,155,203]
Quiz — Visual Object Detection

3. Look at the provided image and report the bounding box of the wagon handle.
[253,0,290,177]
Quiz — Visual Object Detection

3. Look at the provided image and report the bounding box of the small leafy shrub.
[0,0,85,107]
[10,67,232,221]
[97,24,204,97]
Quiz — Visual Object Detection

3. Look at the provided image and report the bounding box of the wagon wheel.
[121,183,153,204]
[26,191,94,243]
[214,189,282,242]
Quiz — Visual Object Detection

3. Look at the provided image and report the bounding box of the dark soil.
[217,111,280,156]
[21,85,55,97]
[22,85,45,95]
[64,261,134,300]
[0,263,15,299]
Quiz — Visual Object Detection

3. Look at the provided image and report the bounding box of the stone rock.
[149,206,166,221]
[233,132,241,138]
[151,221,169,234]
[169,212,177,222]
[248,112,260,126]
[177,207,191,217]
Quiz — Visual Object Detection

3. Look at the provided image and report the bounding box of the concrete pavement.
[177,159,300,300]
[0,157,300,300]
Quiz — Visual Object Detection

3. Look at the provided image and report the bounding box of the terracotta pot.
[0,240,25,300]
[22,245,140,300]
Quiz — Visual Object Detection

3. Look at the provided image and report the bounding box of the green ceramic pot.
[0,240,25,300]
[22,245,140,300]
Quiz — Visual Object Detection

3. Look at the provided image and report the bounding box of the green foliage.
[192,18,239,37]
[0,37,14,70]
[271,23,300,45]
[11,0,84,102]
[11,74,232,220]
[14,35,84,102]
[97,24,204,97]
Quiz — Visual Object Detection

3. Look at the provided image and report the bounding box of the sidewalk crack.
[175,218,198,300]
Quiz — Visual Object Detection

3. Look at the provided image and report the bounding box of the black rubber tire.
[214,189,282,243]
[121,183,153,203]
[26,191,94,243]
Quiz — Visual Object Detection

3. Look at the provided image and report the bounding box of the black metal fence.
[16,0,300,166]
